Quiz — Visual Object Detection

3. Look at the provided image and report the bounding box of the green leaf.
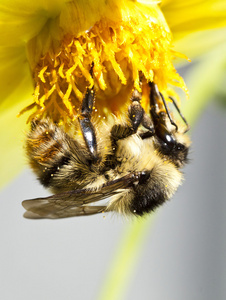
[182,41,226,124]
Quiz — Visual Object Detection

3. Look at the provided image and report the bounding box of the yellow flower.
[0,0,225,188]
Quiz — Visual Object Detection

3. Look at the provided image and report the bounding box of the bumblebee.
[22,82,190,219]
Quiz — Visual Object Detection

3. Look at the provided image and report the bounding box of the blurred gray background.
[0,102,225,300]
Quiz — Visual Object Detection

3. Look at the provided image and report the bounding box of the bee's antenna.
[169,96,190,133]
[159,92,178,131]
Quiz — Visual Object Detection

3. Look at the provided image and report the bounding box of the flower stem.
[98,216,156,300]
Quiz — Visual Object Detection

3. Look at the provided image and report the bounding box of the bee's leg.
[147,82,178,144]
[128,90,144,133]
[79,87,98,161]
[149,82,178,131]
[150,81,189,133]
[111,90,154,142]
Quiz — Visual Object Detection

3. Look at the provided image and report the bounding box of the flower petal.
[0,0,65,47]
[0,46,32,108]
[161,0,226,39]
[0,71,33,188]
[173,27,226,61]
[161,0,226,60]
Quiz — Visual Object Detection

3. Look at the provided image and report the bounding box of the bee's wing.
[22,174,137,219]
[23,205,107,219]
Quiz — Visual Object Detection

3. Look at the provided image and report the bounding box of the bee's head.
[155,138,189,168]
[148,82,190,168]
[153,120,190,168]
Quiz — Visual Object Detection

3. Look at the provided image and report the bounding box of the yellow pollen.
[22,8,188,124]
[38,66,48,83]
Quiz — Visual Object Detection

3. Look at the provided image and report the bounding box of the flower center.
[22,7,188,123]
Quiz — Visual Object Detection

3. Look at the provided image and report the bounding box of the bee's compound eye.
[139,171,150,185]
[177,143,185,151]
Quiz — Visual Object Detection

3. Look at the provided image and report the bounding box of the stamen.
[21,11,188,123]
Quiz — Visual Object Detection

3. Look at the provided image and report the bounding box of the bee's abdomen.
[129,163,183,216]
[130,186,167,216]
[39,155,71,187]
[26,120,74,188]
